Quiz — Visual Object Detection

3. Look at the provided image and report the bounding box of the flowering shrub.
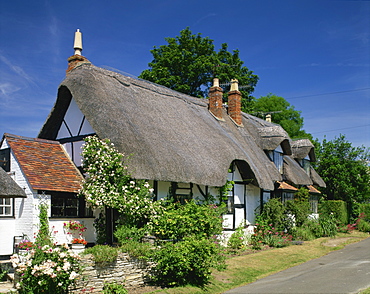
[250,218,292,250]
[227,224,248,250]
[18,240,34,250]
[11,203,82,293]
[80,136,162,228]
[72,238,87,245]
[64,220,87,235]
[11,244,82,293]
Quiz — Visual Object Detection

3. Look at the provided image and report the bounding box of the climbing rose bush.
[80,136,163,227]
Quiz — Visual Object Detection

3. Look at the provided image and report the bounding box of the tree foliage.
[316,135,370,205]
[139,27,259,112]
[253,94,312,139]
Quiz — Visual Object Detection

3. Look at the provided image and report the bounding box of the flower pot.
[71,243,85,254]
[18,249,30,262]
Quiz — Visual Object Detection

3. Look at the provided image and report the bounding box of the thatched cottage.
[0,30,325,254]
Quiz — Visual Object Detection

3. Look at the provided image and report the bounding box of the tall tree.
[139,27,259,112]
[253,94,312,139]
[316,135,370,205]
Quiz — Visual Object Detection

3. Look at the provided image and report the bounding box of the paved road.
[225,237,370,294]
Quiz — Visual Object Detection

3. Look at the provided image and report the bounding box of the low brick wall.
[71,252,154,293]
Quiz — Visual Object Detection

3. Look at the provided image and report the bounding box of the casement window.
[0,148,10,172]
[48,191,92,218]
[309,195,318,214]
[0,198,13,217]
[170,182,193,205]
[226,194,235,214]
[267,149,284,173]
[302,159,311,176]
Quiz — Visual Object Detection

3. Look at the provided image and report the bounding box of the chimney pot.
[74,29,83,55]
[228,79,243,126]
[66,29,91,75]
[208,78,223,120]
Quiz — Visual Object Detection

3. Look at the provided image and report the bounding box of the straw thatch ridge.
[291,139,316,161]
[0,167,26,198]
[39,64,287,189]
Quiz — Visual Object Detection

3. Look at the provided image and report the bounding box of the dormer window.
[267,146,284,174]
[298,156,311,176]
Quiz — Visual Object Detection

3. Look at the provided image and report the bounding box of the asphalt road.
[224,236,370,294]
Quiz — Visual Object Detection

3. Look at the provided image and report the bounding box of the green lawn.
[147,231,369,294]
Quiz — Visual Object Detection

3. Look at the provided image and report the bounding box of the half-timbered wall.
[57,98,95,167]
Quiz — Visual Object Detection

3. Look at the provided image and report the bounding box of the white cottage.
[0,134,95,256]
[0,30,325,251]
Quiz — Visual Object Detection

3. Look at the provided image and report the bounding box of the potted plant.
[64,220,87,236]
[71,238,87,253]
[18,239,35,255]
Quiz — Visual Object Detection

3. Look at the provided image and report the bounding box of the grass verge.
[147,231,369,294]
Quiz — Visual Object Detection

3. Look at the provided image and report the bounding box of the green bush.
[151,237,225,287]
[285,199,310,227]
[290,226,316,241]
[357,219,370,232]
[319,214,338,237]
[319,200,348,226]
[359,203,370,221]
[114,224,147,245]
[304,219,324,238]
[119,241,154,261]
[149,200,224,240]
[103,281,128,294]
[227,224,248,250]
[260,198,287,231]
[83,245,118,266]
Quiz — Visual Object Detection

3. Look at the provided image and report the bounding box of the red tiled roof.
[307,185,321,194]
[5,134,82,193]
[276,181,298,191]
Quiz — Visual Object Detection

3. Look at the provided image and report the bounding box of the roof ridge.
[5,133,60,145]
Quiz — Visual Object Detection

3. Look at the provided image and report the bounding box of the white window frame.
[0,197,13,217]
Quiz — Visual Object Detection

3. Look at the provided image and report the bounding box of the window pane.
[0,207,3,214]
[5,207,10,215]
[5,198,10,205]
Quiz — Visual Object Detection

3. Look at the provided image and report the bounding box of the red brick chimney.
[228,79,243,126]
[208,78,224,120]
[66,29,91,75]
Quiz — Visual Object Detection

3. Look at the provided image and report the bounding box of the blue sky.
[0,0,369,147]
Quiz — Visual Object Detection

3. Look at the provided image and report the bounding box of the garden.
[8,136,370,293]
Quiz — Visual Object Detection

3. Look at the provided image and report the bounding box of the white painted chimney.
[74,29,83,55]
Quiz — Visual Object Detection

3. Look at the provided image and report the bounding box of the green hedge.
[359,203,370,221]
[319,200,348,225]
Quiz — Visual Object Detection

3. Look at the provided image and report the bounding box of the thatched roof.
[283,156,313,186]
[0,167,26,198]
[242,114,292,154]
[39,64,284,190]
[310,166,326,188]
[291,139,316,161]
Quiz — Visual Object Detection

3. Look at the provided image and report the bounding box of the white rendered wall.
[0,139,97,255]
[0,140,37,255]
[57,98,94,139]
[245,184,260,225]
